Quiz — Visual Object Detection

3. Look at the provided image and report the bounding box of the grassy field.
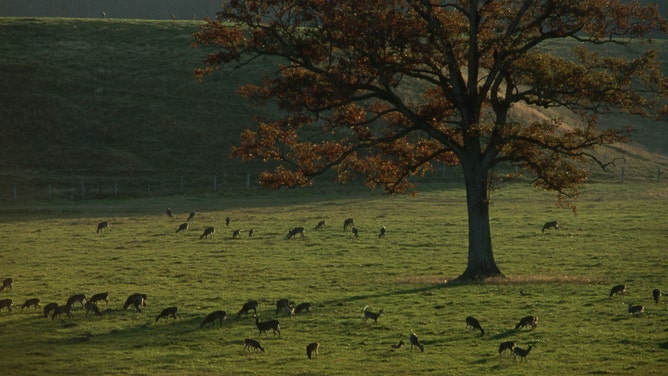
[0,181,666,375]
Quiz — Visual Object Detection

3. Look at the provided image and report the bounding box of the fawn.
[541,221,558,232]
[21,298,41,310]
[253,314,281,336]
[409,332,424,352]
[498,341,515,356]
[200,226,215,239]
[243,338,264,352]
[513,345,533,362]
[200,310,227,328]
[306,342,320,359]
[465,316,484,336]
[363,306,383,323]
[609,284,626,298]
[515,315,538,330]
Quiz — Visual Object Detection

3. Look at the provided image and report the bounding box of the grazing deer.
[391,340,405,349]
[541,221,558,233]
[123,293,147,312]
[275,299,292,315]
[306,342,320,359]
[85,301,102,317]
[67,294,87,308]
[51,304,73,320]
[610,284,626,298]
[0,299,13,312]
[363,306,383,323]
[628,304,644,317]
[166,208,172,218]
[96,221,109,233]
[43,302,58,318]
[287,227,305,239]
[187,211,196,221]
[0,278,12,292]
[200,310,227,328]
[89,292,109,305]
[652,288,662,304]
[243,338,264,352]
[176,223,189,233]
[315,220,326,230]
[200,226,215,239]
[237,300,258,317]
[378,226,386,238]
[248,228,254,238]
[513,345,533,362]
[409,331,424,352]
[515,315,538,331]
[351,227,359,237]
[344,218,354,230]
[226,217,231,226]
[295,302,312,314]
[156,306,179,322]
[21,298,41,310]
[253,314,281,336]
[465,316,484,336]
[232,229,241,239]
[498,341,515,356]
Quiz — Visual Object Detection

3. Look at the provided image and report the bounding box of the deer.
[66,294,87,308]
[610,284,626,298]
[232,229,241,239]
[200,310,227,328]
[96,221,109,233]
[628,304,644,317]
[88,292,109,305]
[43,302,58,318]
[85,301,102,317]
[295,302,312,314]
[315,220,326,230]
[287,227,305,239]
[200,226,215,239]
[21,298,41,310]
[248,228,254,238]
[275,299,293,315]
[306,342,320,359]
[156,306,179,322]
[653,288,662,304]
[0,277,12,292]
[378,226,386,238]
[175,223,189,233]
[253,314,280,336]
[225,217,231,226]
[498,341,515,356]
[409,331,424,352]
[513,345,533,362]
[351,227,359,237]
[363,306,383,323]
[166,208,173,218]
[237,300,258,317]
[343,218,354,230]
[187,211,196,221]
[123,293,147,312]
[465,316,484,336]
[51,304,73,320]
[515,315,538,331]
[243,338,264,352]
[541,221,558,233]
[0,298,12,312]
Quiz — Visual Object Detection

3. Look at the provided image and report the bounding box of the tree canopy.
[192,0,667,281]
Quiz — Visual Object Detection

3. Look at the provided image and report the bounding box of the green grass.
[0,182,666,375]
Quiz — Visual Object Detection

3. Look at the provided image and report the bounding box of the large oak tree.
[193,0,667,281]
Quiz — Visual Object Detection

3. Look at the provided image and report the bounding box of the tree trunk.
[454,162,504,282]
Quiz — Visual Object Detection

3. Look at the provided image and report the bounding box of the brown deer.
[243,338,264,352]
[628,304,644,317]
[156,306,179,322]
[0,278,12,292]
[200,310,227,328]
[66,294,87,308]
[515,315,538,331]
[85,301,102,317]
[409,332,424,352]
[466,316,484,336]
[652,288,662,304]
[498,341,515,356]
[21,298,41,310]
[96,221,109,233]
[315,220,326,230]
[200,226,215,239]
[363,306,383,323]
[237,300,258,317]
[541,221,558,233]
[253,314,280,336]
[0,299,12,312]
[610,284,626,298]
[175,223,189,233]
[513,345,533,362]
[232,229,241,239]
[43,302,58,318]
[287,227,305,239]
[51,304,73,320]
[89,292,109,305]
[123,293,147,312]
[306,342,320,359]
[343,218,354,230]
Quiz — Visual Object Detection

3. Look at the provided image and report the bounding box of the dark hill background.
[0,17,666,200]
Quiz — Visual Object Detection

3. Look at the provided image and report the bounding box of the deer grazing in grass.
[248,228,254,238]
[253,314,281,336]
[123,293,147,312]
[287,227,305,239]
[378,226,386,239]
[0,278,13,292]
[363,306,383,323]
[541,221,558,233]
[409,331,424,352]
[515,315,538,331]
[610,284,626,298]
[51,304,73,320]
[653,288,662,304]
[176,223,189,233]
[187,211,196,221]
[232,229,241,239]
[627,304,644,317]
[275,299,293,315]
[0,299,12,312]
[89,292,109,305]
[85,301,102,317]
[344,218,354,230]
[96,221,109,233]
[306,342,320,359]
[43,302,58,318]
[200,310,227,328]
[66,294,87,308]
[315,220,326,230]
[156,306,179,322]
[200,226,215,239]
[243,338,265,352]
[513,345,533,362]
[465,316,484,336]
[166,208,173,218]
[21,298,40,310]
[351,227,359,237]
[295,302,312,314]
[498,341,515,356]
[237,300,258,317]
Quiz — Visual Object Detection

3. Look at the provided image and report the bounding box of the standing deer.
[21,298,41,310]
[363,306,383,323]
[85,301,102,317]
[306,342,320,359]
[409,331,424,352]
[66,294,87,308]
[237,300,258,317]
[465,316,484,336]
[287,227,305,239]
[498,341,515,356]
[652,288,662,304]
[89,292,109,305]
[513,345,533,362]
[343,218,354,230]
[610,284,626,298]
[541,221,558,232]
[200,226,215,239]
[253,314,280,336]
[200,310,227,328]
[515,315,538,330]
[378,226,386,238]
[156,306,179,322]
[0,299,13,312]
[243,338,264,352]
[315,220,326,230]
[96,221,109,233]
[0,278,13,292]
[176,223,189,233]
[123,293,147,312]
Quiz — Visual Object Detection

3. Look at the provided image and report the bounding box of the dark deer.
[513,345,533,362]
[363,306,383,323]
[295,302,312,314]
[306,342,320,359]
[200,310,227,328]
[243,338,264,352]
[253,314,280,336]
[465,316,484,336]
[409,331,424,352]
[351,227,359,237]
[515,315,538,331]
[0,278,12,292]
[541,221,558,232]
[85,301,102,317]
[232,229,241,239]
[176,223,189,233]
[652,288,662,304]
[343,218,354,230]
[226,217,231,226]
[378,226,386,238]
[287,227,305,239]
[275,299,293,315]
[166,208,173,218]
[498,341,515,356]
[0,299,12,312]
[66,294,86,308]
[96,221,109,233]
[237,300,258,317]
[123,293,147,312]
[248,228,254,238]
[21,298,40,310]
[200,226,215,239]
[156,306,179,322]
[89,292,109,305]
[315,220,326,230]
[628,304,644,317]
[43,302,58,318]
[51,304,73,320]
[187,211,196,221]
[610,284,626,298]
